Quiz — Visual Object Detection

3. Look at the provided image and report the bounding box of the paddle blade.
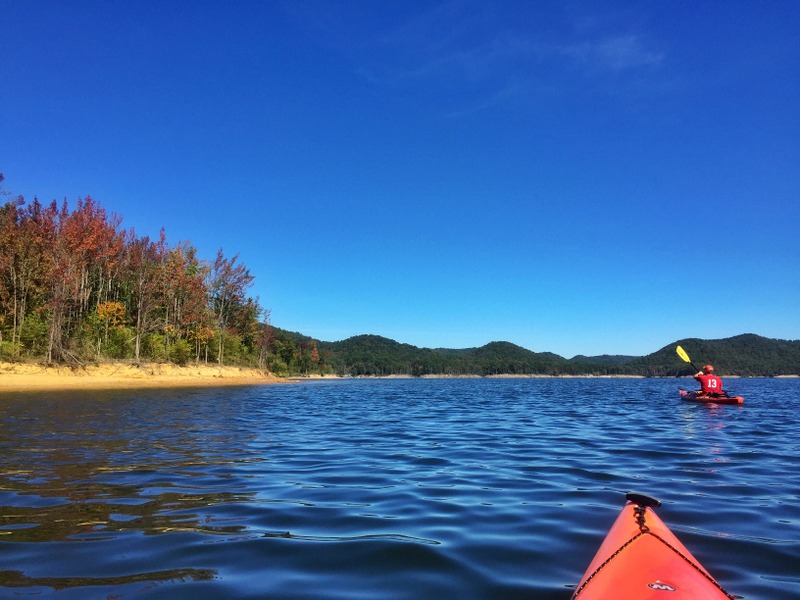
[676,345,691,364]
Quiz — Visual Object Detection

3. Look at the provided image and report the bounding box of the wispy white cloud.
[374,12,664,86]
[297,2,668,115]
[575,34,665,72]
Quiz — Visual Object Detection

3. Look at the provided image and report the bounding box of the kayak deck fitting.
[679,389,744,405]
[572,493,735,599]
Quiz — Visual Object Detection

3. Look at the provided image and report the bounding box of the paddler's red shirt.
[694,373,723,394]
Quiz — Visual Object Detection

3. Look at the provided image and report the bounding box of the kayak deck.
[679,388,744,404]
[572,493,734,599]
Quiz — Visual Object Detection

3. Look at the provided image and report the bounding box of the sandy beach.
[0,361,280,392]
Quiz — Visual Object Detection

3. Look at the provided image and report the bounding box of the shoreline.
[3,362,795,393]
[294,373,649,380]
[0,361,281,392]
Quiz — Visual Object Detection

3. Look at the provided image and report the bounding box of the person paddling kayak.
[694,364,724,396]
[677,346,743,403]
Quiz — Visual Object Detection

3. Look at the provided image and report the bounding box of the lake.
[1,378,798,599]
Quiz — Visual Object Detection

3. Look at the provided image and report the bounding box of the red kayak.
[572,493,734,599]
[679,388,744,405]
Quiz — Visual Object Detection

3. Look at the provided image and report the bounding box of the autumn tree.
[59,196,124,317]
[0,195,57,356]
[95,300,126,358]
[0,193,26,344]
[1,177,269,367]
[37,196,125,363]
[122,230,167,363]
[162,241,211,360]
[206,250,258,365]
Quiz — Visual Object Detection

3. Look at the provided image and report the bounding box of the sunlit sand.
[0,362,280,392]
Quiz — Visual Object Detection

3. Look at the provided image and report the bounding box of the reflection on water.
[1,379,799,599]
[1,484,254,543]
[2,391,264,543]
[0,568,216,591]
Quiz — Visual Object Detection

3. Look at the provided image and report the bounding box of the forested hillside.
[269,330,800,377]
[630,334,800,377]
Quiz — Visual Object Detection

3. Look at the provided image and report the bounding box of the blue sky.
[2,1,798,358]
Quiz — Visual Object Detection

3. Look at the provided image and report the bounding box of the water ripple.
[1,378,799,599]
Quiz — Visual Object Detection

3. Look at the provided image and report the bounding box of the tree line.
[0,174,276,368]
[5,176,797,377]
[270,332,800,377]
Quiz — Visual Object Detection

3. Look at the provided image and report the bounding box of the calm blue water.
[1,378,798,599]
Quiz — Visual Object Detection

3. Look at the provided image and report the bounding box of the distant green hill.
[268,329,799,377]
[630,334,800,377]
[315,336,569,376]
